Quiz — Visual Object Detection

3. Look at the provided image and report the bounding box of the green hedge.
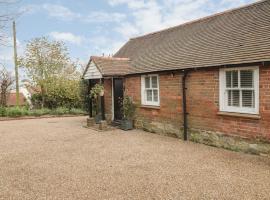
[0,107,86,118]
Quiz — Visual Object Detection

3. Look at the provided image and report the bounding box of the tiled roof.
[114,0,270,74]
[90,56,133,76]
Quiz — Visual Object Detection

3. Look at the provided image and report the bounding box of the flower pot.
[120,119,133,131]
[94,114,102,124]
[99,90,104,97]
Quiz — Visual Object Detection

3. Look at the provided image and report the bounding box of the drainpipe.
[182,71,188,141]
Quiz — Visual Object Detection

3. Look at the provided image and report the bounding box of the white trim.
[219,66,259,114]
[141,74,160,106]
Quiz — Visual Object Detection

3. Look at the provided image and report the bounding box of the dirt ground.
[0,116,269,200]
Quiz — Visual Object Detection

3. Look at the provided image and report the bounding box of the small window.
[141,75,160,106]
[219,67,259,114]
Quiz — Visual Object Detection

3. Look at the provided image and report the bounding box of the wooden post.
[88,79,93,118]
[13,21,19,107]
[100,78,105,120]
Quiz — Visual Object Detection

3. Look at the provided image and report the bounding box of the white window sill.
[217,111,261,120]
[140,105,160,110]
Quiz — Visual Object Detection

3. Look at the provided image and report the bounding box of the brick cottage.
[83,0,270,154]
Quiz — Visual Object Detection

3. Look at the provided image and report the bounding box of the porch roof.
[83,56,133,79]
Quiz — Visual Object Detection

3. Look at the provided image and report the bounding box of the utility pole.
[13,21,19,107]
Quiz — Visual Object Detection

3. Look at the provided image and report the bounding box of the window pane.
[242,90,254,108]
[152,76,158,88]
[226,71,231,88]
[145,77,150,88]
[228,90,232,106]
[146,90,152,101]
[153,90,158,102]
[232,70,238,88]
[240,70,253,88]
[232,90,240,106]
[228,90,240,107]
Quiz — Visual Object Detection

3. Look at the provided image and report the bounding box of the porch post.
[88,79,93,118]
[100,78,105,120]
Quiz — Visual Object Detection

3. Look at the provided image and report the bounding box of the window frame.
[141,74,160,106]
[219,66,259,115]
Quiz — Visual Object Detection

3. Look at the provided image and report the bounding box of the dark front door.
[113,78,124,121]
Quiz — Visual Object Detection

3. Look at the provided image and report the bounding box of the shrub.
[0,106,86,118]
[52,107,70,115]
[69,108,86,115]
[122,96,136,120]
[29,108,51,116]
[31,93,43,109]
[80,80,89,113]
[0,107,6,117]
[6,107,26,117]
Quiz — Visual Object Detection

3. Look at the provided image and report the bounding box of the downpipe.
[182,71,188,141]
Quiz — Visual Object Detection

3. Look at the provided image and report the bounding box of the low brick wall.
[135,118,270,156]
[189,129,270,156]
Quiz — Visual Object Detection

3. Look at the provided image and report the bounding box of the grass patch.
[0,107,86,118]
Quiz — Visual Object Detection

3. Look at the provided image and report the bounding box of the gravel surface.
[0,117,269,200]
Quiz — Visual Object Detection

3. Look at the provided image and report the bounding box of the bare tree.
[0,65,14,107]
[0,0,20,46]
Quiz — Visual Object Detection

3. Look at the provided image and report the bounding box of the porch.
[82,56,132,129]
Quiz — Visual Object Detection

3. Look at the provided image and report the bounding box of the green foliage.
[19,37,82,109]
[80,80,90,113]
[90,83,104,115]
[69,108,87,115]
[0,107,86,118]
[31,93,43,109]
[51,107,70,115]
[0,107,6,117]
[5,107,28,117]
[18,37,72,85]
[44,77,82,109]
[122,96,136,120]
[29,108,51,116]
[90,84,104,99]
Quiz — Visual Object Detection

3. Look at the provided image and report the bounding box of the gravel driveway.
[0,117,269,200]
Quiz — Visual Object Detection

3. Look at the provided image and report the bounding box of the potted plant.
[120,95,136,131]
[90,83,104,123]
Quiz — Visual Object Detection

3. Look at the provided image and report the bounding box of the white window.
[141,75,160,106]
[219,66,259,114]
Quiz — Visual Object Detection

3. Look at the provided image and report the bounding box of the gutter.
[182,70,189,141]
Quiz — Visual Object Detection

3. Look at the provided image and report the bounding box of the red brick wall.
[124,72,183,129]
[123,65,270,140]
[104,79,112,120]
[187,66,270,140]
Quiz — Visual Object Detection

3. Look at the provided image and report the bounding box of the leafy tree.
[19,37,80,108]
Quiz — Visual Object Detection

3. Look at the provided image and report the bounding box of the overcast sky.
[0,0,258,71]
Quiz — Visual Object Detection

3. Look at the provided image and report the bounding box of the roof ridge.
[91,56,130,61]
[130,0,267,40]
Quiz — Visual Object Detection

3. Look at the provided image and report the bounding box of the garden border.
[0,114,87,122]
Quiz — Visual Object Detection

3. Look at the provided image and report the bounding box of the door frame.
[112,77,124,121]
